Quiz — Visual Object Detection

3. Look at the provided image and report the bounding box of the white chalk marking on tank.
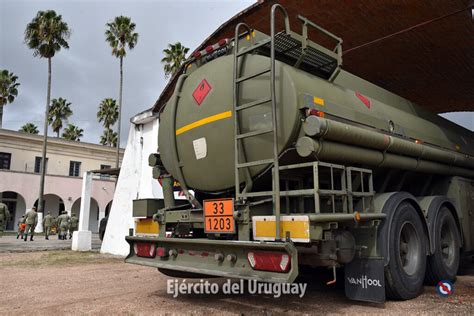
[193,137,207,160]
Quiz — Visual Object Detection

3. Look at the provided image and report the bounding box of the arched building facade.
[0,129,123,233]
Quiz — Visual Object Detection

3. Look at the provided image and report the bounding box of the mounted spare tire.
[385,202,427,300]
[425,207,461,285]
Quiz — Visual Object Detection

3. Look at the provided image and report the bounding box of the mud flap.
[344,258,385,303]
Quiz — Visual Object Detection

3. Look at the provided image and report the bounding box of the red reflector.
[205,45,213,53]
[134,242,156,258]
[218,38,227,46]
[309,109,325,118]
[193,51,202,59]
[247,251,291,273]
[156,247,168,257]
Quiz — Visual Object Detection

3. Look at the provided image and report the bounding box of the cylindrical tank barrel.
[159,54,474,192]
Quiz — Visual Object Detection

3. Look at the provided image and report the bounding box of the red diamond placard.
[192,79,212,106]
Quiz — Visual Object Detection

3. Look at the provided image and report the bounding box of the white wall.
[100,118,163,256]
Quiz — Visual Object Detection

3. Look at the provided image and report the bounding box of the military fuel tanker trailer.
[125,4,474,303]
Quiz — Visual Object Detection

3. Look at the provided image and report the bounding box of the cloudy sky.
[1,0,472,147]
[0,0,254,145]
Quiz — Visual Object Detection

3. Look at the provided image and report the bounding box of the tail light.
[247,251,291,273]
[156,247,169,257]
[134,242,156,258]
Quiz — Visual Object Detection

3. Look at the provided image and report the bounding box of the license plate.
[204,198,235,233]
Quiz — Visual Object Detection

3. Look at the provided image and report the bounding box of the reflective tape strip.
[175,111,232,135]
[313,96,325,106]
[135,218,159,235]
[252,215,310,243]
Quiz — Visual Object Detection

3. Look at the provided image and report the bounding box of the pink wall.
[0,170,115,213]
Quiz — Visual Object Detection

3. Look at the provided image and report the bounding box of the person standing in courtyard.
[16,214,26,239]
[0,202,11,237]
[69,213,79,239]
[57,211,70,240]
[43,211,54,240]
[23,206,38,241]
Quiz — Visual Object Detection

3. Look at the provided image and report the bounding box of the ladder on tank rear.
[232,4,343,240]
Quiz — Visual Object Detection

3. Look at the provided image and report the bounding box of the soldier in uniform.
[69,213,79,239]
[24,206,38,241]
[16,214,26,239]
[43,211,54,240]
[57,211,70,240]
[0,202,11,237]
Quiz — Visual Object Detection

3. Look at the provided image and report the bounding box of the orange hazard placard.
[203,198,235,233]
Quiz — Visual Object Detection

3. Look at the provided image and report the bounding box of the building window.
[69,161,81,177]
[0,152,11,170]
[100,164,111,180]
[34,157,48,173]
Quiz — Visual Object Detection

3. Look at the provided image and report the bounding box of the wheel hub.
[398,221,421,276]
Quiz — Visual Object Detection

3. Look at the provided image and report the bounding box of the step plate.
[252,215,310,243]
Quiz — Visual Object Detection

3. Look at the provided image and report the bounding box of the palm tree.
[19,122,39,134]
[161,42,189,79]
[100,128,117,147]
[97,98,118,130]
[0,69,20,128]
[62,123,83,141]
[105,16,138,168]
[48,97,72,137]
[25,10,70,217]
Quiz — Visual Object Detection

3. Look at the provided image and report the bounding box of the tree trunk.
[38,57,51,216]
[116,56,123,168]
[0,105,3,129]
[57,130,60,138]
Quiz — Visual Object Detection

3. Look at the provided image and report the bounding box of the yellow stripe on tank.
[175,111,232,135]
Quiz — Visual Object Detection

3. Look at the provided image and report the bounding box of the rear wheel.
[385,202,427,300]
[425,207,460,284]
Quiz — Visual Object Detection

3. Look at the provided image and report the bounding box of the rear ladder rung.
[237,158,274,169]
[236,68,271,83]
[236,97,272,111]
[236,127,273,139]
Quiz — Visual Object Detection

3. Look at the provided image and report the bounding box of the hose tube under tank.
[297,116,474,178]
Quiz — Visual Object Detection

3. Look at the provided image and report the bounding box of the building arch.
[34,194,65,219]
[105,200,113,217]
[71,197,100,232]
[0,191,26,231]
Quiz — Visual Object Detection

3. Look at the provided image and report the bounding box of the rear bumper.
[125,236,299,283]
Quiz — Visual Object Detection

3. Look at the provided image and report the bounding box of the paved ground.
[0,233,102,252]
[0,251,472,315]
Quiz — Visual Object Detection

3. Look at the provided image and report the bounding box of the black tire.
[425,207,460,285]
[385,202,427,300]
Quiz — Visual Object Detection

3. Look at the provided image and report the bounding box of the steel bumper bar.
[125,236,299,283]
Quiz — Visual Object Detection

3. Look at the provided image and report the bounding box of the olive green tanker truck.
[125,4,473,303]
